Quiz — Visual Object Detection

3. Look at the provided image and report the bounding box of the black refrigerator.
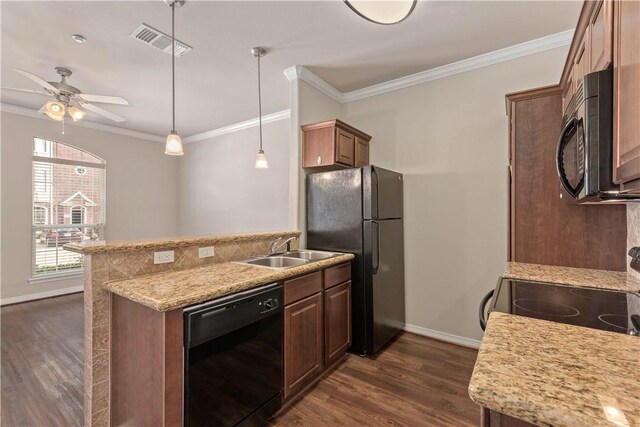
[306,165,405,355]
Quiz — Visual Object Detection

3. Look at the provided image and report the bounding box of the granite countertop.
[469,312,640,427]
[65,230,301,255]
[505,262,640,292]
[104,253,354,311]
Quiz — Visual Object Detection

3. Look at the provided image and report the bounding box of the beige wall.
[340,46,570,342]
[177,118,291,236]
[1,112,179,301]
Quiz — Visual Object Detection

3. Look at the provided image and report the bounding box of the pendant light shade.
[45,100,65,121]
[345,0,417,25]
[165,130,184,155]
[255,150,268,169]
[252,47,268,169]
[68,106,86,122]
[164,0,185,156]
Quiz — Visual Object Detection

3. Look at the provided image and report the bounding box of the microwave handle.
[556,117,581,198]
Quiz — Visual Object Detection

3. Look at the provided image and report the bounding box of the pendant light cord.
[171,2,176,132]
[257,53,263,151]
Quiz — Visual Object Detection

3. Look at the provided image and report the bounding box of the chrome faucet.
[270,236,297,255]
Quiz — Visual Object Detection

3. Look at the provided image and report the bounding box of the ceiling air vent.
[129,23,192,56]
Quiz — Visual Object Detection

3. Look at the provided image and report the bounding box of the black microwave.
[556,68,639,202]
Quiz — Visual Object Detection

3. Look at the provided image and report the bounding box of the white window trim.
[28,269,84,285]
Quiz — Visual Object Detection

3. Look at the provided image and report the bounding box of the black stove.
[487,278,640,336]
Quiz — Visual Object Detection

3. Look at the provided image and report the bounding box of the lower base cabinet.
[283,263,352,402]
[283,293,324,399]
[324,281,352,366]
[481,407,536,427]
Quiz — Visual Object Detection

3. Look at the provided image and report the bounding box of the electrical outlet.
[199,246,215,258]
[154,250,174,264]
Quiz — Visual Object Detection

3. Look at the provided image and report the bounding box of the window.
[71,206,85,224]
[32,138,106,277]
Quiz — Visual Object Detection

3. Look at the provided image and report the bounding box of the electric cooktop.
[490,278,640,336]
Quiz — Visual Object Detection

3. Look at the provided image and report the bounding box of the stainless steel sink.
[240,256,309,269]
[280,250,340,261]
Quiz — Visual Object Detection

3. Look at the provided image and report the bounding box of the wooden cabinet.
[561,70,574,115]
[589,0,613,72]
[324,281,352,366]
[613,0,640,186]
[506,86,626,271]
[283,292,324,400]
[481,407,536,427]
[355,137,370,167]
[302,119,372,171]
[282,262,352,402]
[573,28,590,91]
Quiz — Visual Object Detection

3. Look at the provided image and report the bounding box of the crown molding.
[183,109,291,144]
[283,65,343,103]
[1,103,165,142]
[285,29,574,104]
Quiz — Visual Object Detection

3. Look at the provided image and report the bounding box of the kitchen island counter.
[105,254,354,311]
[469,312,640,427]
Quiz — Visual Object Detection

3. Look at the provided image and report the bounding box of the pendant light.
[252,47,268,169]
[164,0,185,156]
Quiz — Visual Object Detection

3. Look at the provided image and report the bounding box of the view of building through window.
[32,138,106,276]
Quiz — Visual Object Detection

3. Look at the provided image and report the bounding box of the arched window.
[32,138,106,276]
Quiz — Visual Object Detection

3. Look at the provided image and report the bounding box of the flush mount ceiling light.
[344,0,417,25]
[71,34,86,44]
[252,47,268,169]
[164,0,185,156]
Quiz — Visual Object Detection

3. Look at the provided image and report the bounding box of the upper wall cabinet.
[613,0,640,187]
[589,0,613,72]
[301,119,372,171]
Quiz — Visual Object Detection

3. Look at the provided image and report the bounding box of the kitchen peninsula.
[66,231,354,427]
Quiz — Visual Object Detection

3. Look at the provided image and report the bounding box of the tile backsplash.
[627,204,640,279]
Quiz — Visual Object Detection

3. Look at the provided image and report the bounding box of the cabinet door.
[283,293,324,399]
[613,0,640,184]
[335,128,355,166]
[354,137,369,167]
[302,127,335,168]
[573,29,589,91]
[589,0,613,72]
[324,281,352,366]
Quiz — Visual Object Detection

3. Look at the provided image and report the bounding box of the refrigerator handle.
[371,166,379,219]
[372,220,380,275]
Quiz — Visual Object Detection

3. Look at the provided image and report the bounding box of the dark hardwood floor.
[1,293,480,427]
[272,333,479,426]
[1,293,84,427]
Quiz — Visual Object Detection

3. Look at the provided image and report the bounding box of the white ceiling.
[1,1,582,137]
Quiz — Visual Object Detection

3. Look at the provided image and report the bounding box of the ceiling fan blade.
[38,103,47,113]
[1,87,50,96]
[81,103,125,122]
[13,69,58,93]
[78,94,129,105]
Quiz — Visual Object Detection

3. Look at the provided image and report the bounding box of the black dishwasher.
[184,282,283,427]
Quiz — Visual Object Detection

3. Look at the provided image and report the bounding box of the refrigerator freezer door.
[363,166,403,220]
[364,218,405,354]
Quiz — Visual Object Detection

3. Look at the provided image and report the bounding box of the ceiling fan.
[2,66,129,123]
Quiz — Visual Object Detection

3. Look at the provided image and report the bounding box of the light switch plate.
[154,250,174,264]
[199,246,215,258]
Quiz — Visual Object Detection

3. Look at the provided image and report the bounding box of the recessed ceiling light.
[71,34,86,44]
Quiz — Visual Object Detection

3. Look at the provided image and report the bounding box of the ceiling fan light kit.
[344,0,417,25]
[45,100,65,121]
[68,106,86,122]
[164,0,185,156]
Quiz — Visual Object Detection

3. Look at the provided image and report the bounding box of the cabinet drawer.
[284,271,322,305]
[324,263,351,290]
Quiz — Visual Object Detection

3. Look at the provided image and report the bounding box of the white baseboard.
[404,323,481,349]
[1,286,84,306]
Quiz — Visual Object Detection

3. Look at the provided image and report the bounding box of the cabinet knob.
[317,156,322,165]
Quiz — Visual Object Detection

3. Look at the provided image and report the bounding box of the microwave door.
[556,116,586,198]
